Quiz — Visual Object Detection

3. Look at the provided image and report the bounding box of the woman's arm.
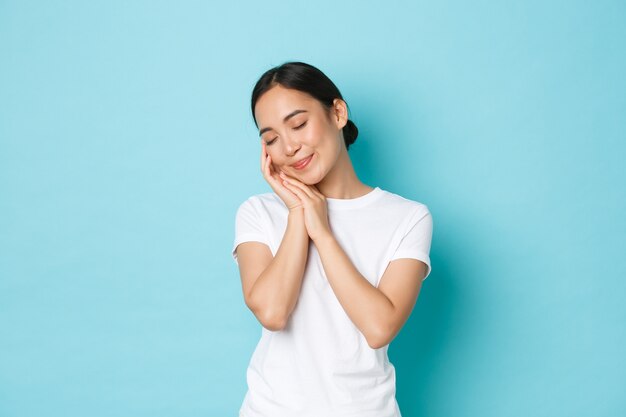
[278,174,427,348]
[314,234,427,348]
[236,207,309,331]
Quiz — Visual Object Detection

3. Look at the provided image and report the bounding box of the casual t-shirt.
[231,186,433,417]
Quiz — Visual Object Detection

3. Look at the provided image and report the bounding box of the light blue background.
[1,1,625,416]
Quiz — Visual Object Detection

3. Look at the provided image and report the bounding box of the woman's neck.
[315,150,373,199]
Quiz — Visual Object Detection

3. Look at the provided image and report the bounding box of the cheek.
[265,145,279,158]
[314,125,329,144]
[268,148,287,168]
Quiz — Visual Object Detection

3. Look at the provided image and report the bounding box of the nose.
[283,134,301,156]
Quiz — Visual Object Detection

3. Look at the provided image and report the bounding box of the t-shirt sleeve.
[231,197,271,265]
[389,206,433,280]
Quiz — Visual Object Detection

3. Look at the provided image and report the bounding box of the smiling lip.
[291,154,313,169]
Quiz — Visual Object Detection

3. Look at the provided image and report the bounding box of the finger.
[282,173,317,199]
[260,147,264,172]
[261,141,268,175]
[264,152,270,178]
[265,156,280,188]
[267,157,286,190]
[266,153,275,178]
[280,174,317,201]
[281,179,308,202]
[308,184,325,200]
[264,156,294,193]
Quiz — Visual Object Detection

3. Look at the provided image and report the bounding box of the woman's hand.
[278,172,332,242]
[260,141,303,211]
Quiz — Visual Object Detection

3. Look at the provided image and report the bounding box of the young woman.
[231,61,433,417]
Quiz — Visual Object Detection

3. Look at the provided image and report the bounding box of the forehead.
[255,85,319,122]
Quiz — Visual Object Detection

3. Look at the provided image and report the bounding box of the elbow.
[365,324,394,349]
[366,335,390,350]
[245,297,288,331]
[258,310,288,331]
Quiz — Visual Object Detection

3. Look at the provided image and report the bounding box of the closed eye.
[266,121,307,146]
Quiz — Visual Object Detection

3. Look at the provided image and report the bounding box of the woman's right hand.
[260,141,303,211]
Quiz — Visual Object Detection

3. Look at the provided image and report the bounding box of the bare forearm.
[248,209,309,328]
[314,233,395,347]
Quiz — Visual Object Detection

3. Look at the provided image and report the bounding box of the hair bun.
[342,119,359,150]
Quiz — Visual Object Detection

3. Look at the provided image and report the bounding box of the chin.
[299,172,325,186]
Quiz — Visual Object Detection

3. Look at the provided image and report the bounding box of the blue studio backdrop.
[1,1,624,416]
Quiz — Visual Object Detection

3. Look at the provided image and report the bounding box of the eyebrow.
[259,109,308,136]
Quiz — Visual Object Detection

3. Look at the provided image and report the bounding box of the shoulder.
[377,188,431,218]
[235,191,287,215]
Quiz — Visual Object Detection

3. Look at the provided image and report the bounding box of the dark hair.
[251,61,359,151]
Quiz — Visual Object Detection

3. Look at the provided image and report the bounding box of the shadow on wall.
[345,78,500,415]
[389,249,452,416]
[388,210,500,416]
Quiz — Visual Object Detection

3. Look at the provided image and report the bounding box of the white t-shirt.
[231,186,433,417]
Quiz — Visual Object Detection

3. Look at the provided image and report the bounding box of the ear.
[331,98,348,130]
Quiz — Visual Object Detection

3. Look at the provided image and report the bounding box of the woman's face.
[254,84,347,184]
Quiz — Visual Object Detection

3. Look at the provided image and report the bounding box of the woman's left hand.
[279,171,332,242]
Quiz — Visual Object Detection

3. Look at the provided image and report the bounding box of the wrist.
[287,206,305,222]
[312,231,335,246]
